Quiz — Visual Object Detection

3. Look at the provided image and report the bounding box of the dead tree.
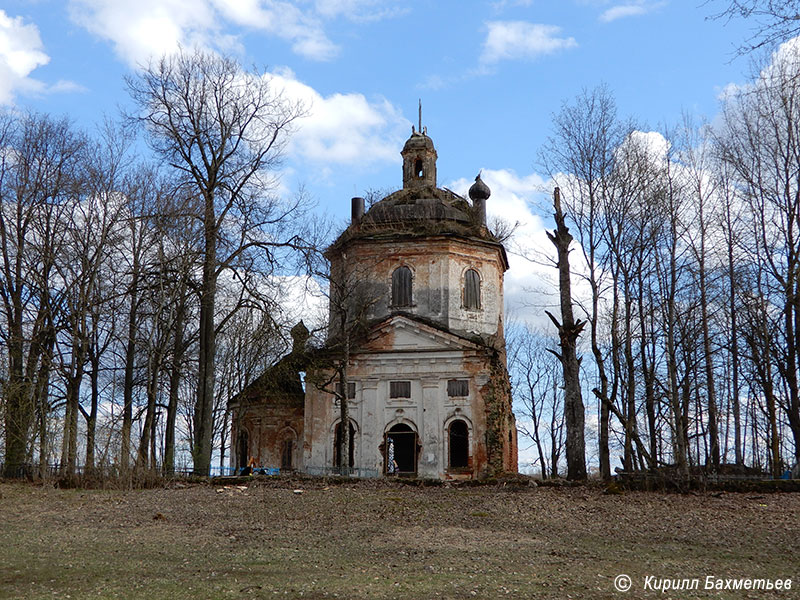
[545,188,587,480]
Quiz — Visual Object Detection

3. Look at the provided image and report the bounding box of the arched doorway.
[333,421,355,470]
[280,428,298,471]
[448,420,469,470]
[385,423,418,475]
[237,429,249,470]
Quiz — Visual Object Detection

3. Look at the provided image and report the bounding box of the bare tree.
[126,48,305,475]
[546,188,587,480]
[538,85,629,479]
[709,0,800,53]
[508,324,564,478]
[715,48,800,466]
[0,112,85,477]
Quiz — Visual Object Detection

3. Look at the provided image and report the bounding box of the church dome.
[402,130,436,153]
[469,174,491,201]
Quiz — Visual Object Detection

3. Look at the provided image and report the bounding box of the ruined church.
[230,124,517,479]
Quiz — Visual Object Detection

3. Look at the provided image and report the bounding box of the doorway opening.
[333,421,355,469]
[385,423,418,475]
[448,419,469,470]
[237,429,249,469]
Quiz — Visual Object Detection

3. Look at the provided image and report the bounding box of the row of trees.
[513,43,800,479]
[0,50,313,477]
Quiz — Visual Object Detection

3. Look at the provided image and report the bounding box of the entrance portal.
[385,423,418,475]
[237,429,249,469]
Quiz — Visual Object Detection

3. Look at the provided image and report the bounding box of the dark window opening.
[335,381,356,399]
[237,429,249,469]
[333,421,356,469]
[447,379,469,397]
[392,266,412,307]
[390,380,411,398]
[449,420,469,469]
[386,423,418,475]
[414,158,424,178]
[464,268,481,310]
[281,439,294,470]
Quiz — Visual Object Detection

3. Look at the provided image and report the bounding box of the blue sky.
[1,0,763,470]
[1,0,753,320]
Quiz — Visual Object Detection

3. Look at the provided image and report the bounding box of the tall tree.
[127,49,304,475]
[538,85,628,479]
[546,188,587,480]
[0,113,85,477]
[715,47,800,465]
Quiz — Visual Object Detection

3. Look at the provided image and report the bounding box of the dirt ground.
[0,477,797,599]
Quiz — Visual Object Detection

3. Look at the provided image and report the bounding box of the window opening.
[390,381,411,398]
[447,379,469,397]
[464,269,481,310]
[392,266,412,307]
[385,423,418,475]
[449,420,469,469]
[336,381,356,399]
[414,158,424,178]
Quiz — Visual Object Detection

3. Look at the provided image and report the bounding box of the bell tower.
[401,102,437,189]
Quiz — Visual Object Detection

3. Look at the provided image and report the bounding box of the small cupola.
[402,104,437,189]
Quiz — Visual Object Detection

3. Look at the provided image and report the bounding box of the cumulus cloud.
[599,2,665,24]
[268,67,408,165]
[481,21,577,64]
[69,0,408,66]
[69,0,218,67]
[0,10,50,104]
[68,0,342,65]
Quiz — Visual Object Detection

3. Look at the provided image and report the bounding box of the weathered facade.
[231,125,517,479]
[228,323,309,472]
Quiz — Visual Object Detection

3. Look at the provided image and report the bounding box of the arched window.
[449,420,469,469]
[464,269,481,310]
[392,266,412,307]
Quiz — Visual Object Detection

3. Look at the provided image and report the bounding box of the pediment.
[358,315,481,353]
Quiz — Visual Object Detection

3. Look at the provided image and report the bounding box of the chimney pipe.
[351,197,365,225]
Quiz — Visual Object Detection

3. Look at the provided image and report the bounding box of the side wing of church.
[230,124,517,479]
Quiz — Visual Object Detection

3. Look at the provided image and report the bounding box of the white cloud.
[481,21,577,64]
[0,10,50,104]
[69,0,339,66]
[69,0,218,67]
[268,67,408,165]
[69,0,407,66]
[211,0,338,61]
[599,2,665,24]
[312,0,407,23]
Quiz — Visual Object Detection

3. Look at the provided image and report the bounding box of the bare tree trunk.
[163,282,187,476]
[545,188,587,480]
[193,204,217,476]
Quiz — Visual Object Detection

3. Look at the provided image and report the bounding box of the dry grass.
[0,478,797,599]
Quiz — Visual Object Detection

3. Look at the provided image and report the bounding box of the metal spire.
[418,99,422,134]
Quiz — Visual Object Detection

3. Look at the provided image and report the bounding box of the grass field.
[0,478,797,599]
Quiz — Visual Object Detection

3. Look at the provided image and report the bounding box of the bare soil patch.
[0,478,797,599]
